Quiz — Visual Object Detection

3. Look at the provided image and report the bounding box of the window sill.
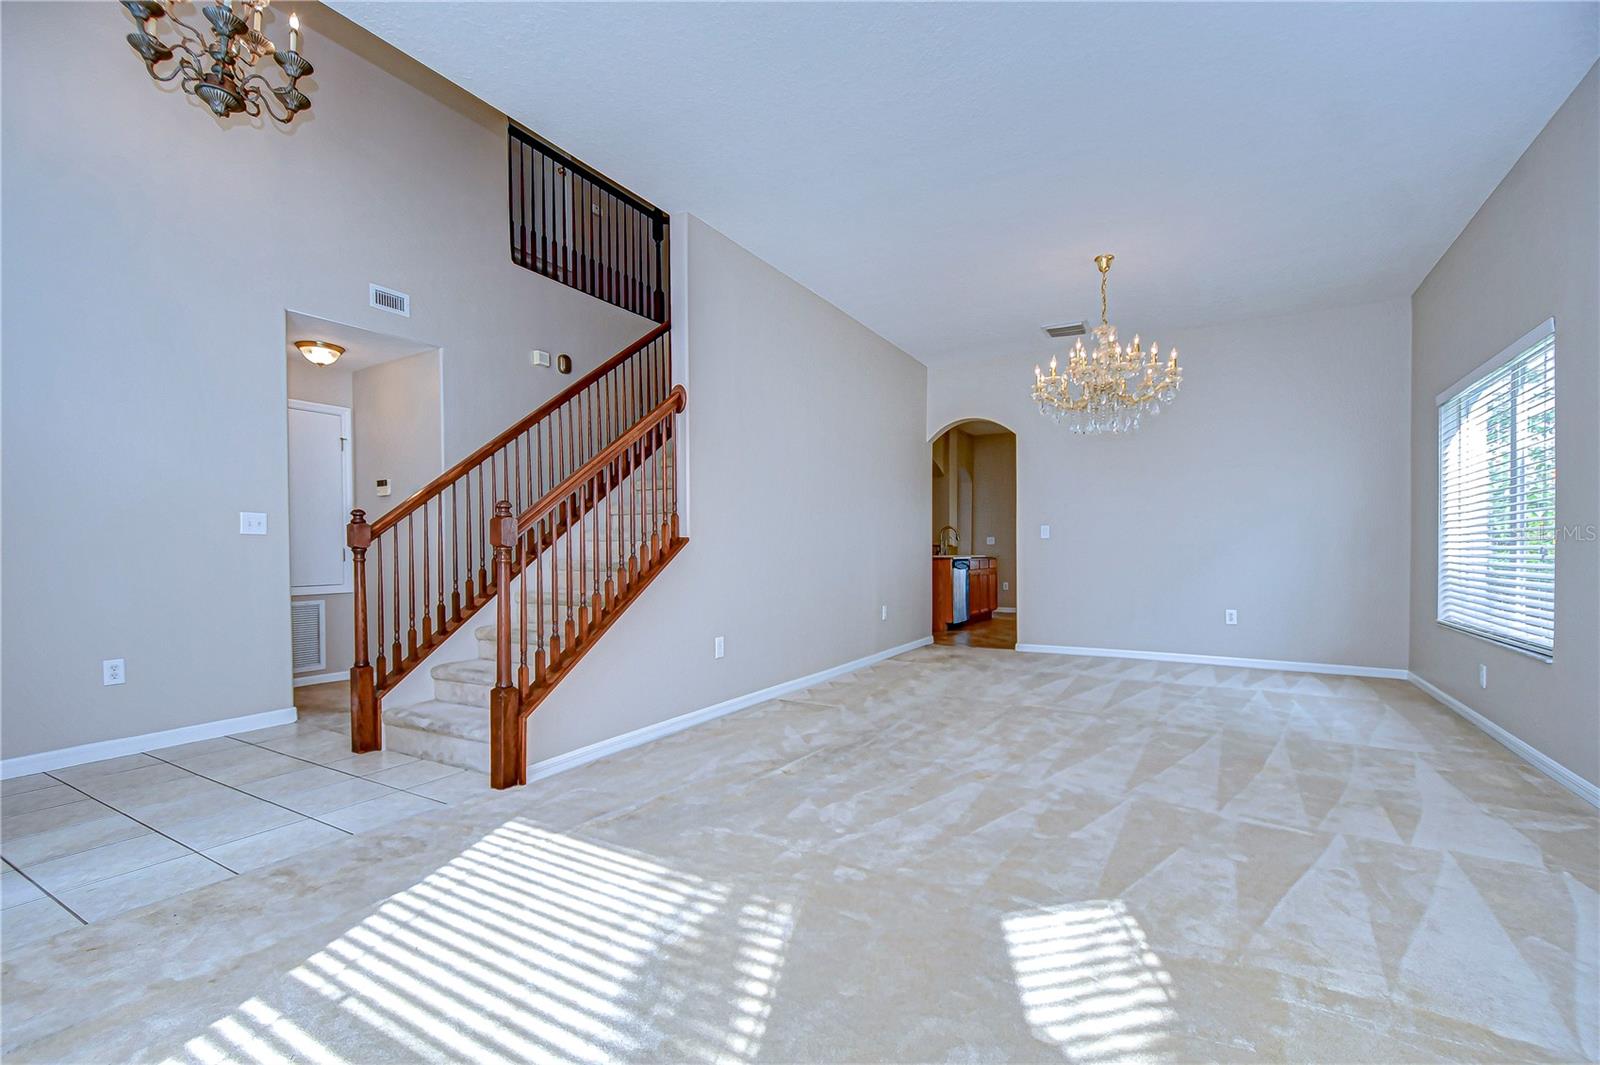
[1435,620,1554,663]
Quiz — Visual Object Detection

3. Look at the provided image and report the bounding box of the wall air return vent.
[369,283,411,317]
[1042,321,1087,339]
[291,600,326,673]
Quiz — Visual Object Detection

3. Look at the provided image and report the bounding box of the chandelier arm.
[242,79,296,125]
[146,56,189,83]
[161,10,209,49]
[238,71,285,97]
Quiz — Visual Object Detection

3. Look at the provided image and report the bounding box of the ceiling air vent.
[1042,320,1087,339]
[369,283,411,317]
[291,600,326,673]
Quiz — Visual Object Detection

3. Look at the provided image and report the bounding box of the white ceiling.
[334,2,1597,366]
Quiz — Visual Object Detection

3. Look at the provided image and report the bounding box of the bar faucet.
[937,525,960,556]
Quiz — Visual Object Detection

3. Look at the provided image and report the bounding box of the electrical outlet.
[714,636,725,659]
[1479,663,1488,689]
[881,604,887,621]
[986,536,996,546]
[239,512,267,535]
[1039,524,1051,539]
[102,659,125,686]
[1225,609,1238,625]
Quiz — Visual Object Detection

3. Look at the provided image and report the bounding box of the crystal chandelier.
[1032,254,1183,433]
[122,0,314,124]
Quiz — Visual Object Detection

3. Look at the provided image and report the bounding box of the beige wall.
[1410,65,1599,787]
[972,433,1017,610]
[1,2,650,758]
[522,215,929,762]
[928,298,1413,669]
[352,351,442,520]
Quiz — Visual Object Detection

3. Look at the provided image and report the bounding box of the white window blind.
[1437,319,1556,659]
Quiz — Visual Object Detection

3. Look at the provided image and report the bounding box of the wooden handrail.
[369,321,671,536]
[513,386,686,537]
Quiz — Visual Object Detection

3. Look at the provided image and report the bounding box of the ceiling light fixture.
[122,0,315,124]
[1032,254,1183,434]
[295,340,344,367]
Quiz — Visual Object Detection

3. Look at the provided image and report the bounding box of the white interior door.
[288,400,352,594]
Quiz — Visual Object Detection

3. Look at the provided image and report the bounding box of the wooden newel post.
[488,501,524,789]
[348,509,381,753]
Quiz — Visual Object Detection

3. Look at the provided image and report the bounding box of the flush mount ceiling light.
[121,0,315,124]
[295,340,344,367]
[1032,254,1184,434]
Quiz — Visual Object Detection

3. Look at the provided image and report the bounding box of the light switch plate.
[714,636,725,659]
[1039,524,1051,539]
[1002,581,1009,591]
[986,536,996,546]
[239,512,267,535]
[530,349,551,367]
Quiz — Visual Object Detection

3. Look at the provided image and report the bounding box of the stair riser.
[434,677,493,709]
[385,722,489,773]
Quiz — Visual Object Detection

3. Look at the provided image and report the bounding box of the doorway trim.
[288,398,354,596]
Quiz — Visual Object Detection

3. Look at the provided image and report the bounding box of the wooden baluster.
[348,510,380,752]
[421,500,433,647]
[577,432,589,641]
[603,424,615,609]
[436,491,447,635]
[407,514,419,660]
[391,528,402,669]
[538,148,548,275]
[654,418,665,557]
[652,214,665,323]
[534,496,546,686]
[629,428,641,583]
[488,501,523,789]
[564,489,575,652]
[517,537,529,695]
[477,464,488,595]
[463,468,475,604]
[374,535,386,688]
[450,480,462,624]
[507,130,516,265]
[669,404,680,541]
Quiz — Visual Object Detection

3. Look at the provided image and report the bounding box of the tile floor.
[2,689,490,951]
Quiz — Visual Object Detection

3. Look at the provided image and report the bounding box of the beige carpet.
[3,645,1595,1062]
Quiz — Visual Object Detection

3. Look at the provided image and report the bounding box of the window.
[1437,319,1555,659]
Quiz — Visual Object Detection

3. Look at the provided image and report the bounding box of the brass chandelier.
[122,0,314,124]
[1032,254,1183,434]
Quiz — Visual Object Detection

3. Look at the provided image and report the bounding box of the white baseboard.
[1015,643,1408,680]
[994,607,1017,615]
[1,706,300,780]
[526,636,933,784]
[1407,673,1599,809]
[293,670,346,688]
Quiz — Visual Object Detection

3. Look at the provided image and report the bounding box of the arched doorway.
[929,419,1017,649]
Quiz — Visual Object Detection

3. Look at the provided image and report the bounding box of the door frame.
[288,398,354,595]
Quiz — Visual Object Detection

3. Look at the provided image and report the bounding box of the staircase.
[346,324,687,788]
